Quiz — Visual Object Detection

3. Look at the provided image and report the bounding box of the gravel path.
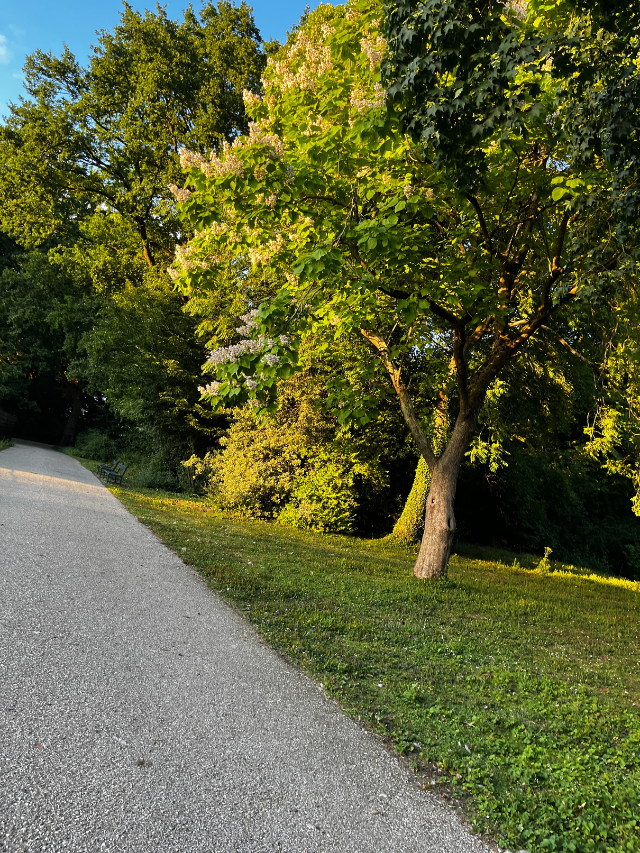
[0,441,490,853]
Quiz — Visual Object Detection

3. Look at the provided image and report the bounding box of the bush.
[73,428,119,461]
[204,408,303,516]
[186,399,385,532]
[278,456,359,533]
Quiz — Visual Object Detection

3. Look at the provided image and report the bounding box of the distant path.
[0,442,489,853]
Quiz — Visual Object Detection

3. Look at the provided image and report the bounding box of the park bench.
[97,459,128,485]
[97,458,118,478]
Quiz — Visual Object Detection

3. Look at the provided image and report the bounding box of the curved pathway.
[0,442,490,853]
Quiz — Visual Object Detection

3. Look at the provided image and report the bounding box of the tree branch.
[464,192,492,248]
[540,325,599,370]
[359,328,437,469]
[428,300,458,326]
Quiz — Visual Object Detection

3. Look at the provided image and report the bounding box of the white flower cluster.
[235,309,260,337]
[248,235,283,267]
[403,184,413,198]
[207,337,265,366]
[242,89,262,107]
[205,307,287,375]
[173,242,221,273]
[507,0,528,20]
[247,122,285,158]
[167,267,180,281]
[248,245,271,266]
[198,381,222,395]
[350,82,385,113]
[174,243,197,271]
[168,183,192,203]
[179,146,244,179]
[266,32,332,92]
[360,35,386,71]
[265,193,277,208]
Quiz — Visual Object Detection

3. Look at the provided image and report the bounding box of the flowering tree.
[171,0,637,579]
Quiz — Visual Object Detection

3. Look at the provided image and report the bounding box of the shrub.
[204,408,303,516]
[73,429,119,461]
[186,396,386,531]
[278,456,359,533]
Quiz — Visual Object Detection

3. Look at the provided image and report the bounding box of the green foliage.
[205,406,305,516]
[183,368,390,532]
[536,546,554,575]
[0,438,13,451]
[387,455,431,544]
[82,269,219,449]
[382,0,546,186]
[383,0,640,226]
[279,455,361,534]
[72,428,120,462]
[0,1,266,256]
[0,242,99,441]
[112,482,640,853]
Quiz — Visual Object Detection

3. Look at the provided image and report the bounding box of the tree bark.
[389,455,431,545]
[60,382,85,447]
[413,416,475,579]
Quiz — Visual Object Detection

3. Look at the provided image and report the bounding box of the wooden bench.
[97,459,128,485]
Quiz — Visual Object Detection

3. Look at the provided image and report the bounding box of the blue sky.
[0,0,317,118]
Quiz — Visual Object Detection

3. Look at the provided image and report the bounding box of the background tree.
[0,0,267,262]
[172,0,639,578]
[0,239,98,443]
[0,1,267,448]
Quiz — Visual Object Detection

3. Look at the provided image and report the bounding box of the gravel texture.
[0,441,490,852]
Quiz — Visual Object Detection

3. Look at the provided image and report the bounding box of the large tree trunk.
[413,417,474,579]
[389,456,431,545]
[60,382,85,447]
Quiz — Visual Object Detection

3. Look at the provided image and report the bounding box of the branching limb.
[540,325,599,370]
[464,193,492,249]
[359,327,437,469]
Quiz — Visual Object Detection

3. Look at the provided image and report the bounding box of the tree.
[82,267,221,453]
[0,240,100,443]
[0,1,267,448]
[171,0,639,578]
[0,1,267,263]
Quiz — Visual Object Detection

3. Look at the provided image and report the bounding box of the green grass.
[69,454,640,852]
[0,438,13,451]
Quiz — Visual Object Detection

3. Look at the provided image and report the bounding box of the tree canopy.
[0,0,267,262]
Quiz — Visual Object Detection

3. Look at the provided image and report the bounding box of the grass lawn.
[73,454,640,853]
